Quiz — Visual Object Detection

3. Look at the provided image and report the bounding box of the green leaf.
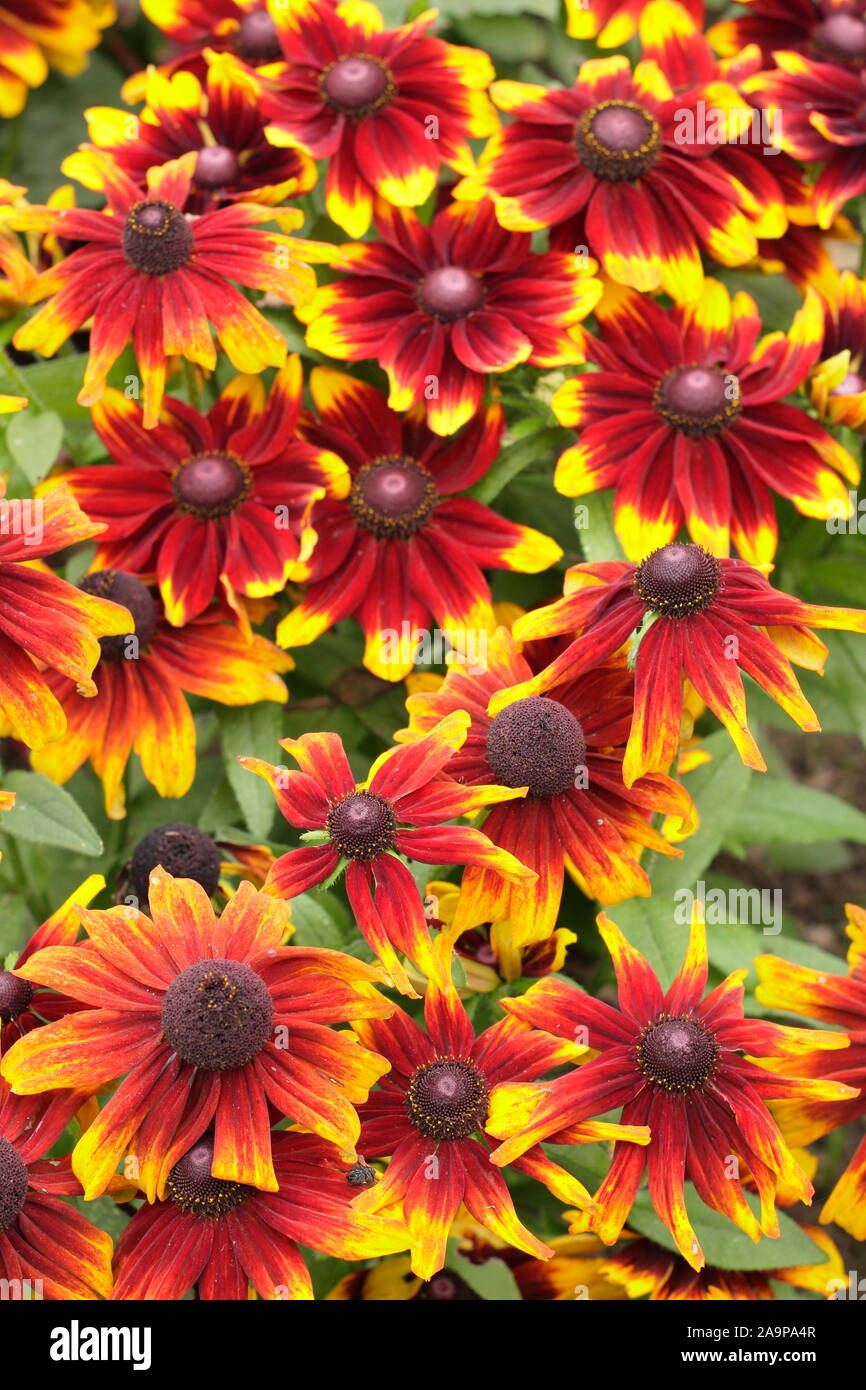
[575,490,625,563]
[220,704,282,838]
[444,1238,523,1300]
[627,1185,825,1271]
[5,409,63,485]
[727,777,866,848]
[469,425,563,505]
[0,771,102,856]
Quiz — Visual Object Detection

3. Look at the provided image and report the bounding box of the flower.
[125,0,292,101]
[810,269,866,431]
[111,1130,410,1300]
[0,0,112,117]
[275,367,562,676]
[566,0,703,48]
[348,980,651,1279]
[456,52,781,302]
[256,0,498,238]
[241,710,536,996]
[398,628,695,945]
[551,279,858,564]
[0,1078,113,1299]
[23,572,291,817]
[45,359,349,627]
[484,908,855,1270]
[0,486,132,749]
[1,870,395,1199]
[754,903,866,1240]
[297,197,602,435]
[709,0,866,69]
[0,178,35,312]
[500,543,866,785]
[12,149,331,427]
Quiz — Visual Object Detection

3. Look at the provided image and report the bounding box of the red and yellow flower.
[297,197,602,435]
[0,178,35,314]
[709,0,866,69]
[0,0,112,117]
[810,269,866,431]
[127,0,297,101]
[566,0,703,47]
[0,870,395,1199]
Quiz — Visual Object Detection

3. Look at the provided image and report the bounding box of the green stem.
[182,357,203,411]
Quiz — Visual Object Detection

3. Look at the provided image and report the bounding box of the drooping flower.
[484,909,855,1270]
[297,197,602,435]
[43,359,349,627]
[1,870,395,1199]
[0,0,112,117]
[709,0,866,69]
[499,544,866,786]
[125,0,299,101]
[810,269,866,431]
[275,367,562,677]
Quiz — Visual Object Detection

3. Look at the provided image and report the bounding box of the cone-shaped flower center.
[167,1134,250,1217]
[350,456,438,538]
[634,543,722,618]
[419,265,484,320]
[173,451,252,517]
[326,791,397,860]
[195,145,241,190]
[122,200,193,275]
[576,100,661,181]
[406,1058,490,1140]
[419,1271,482,1300]
[0,970,33,1024]
[161,959,274,1071]
[816,13,866,57]
[131,823,222,903]
[0,1135,28,1232]
[79,570,158,662]
[655,364,741,436]
[234,9,282,61]
[833,369,866,396]
[486,696,587,798]
[637,1015,719,1093]
[322,56,392,114]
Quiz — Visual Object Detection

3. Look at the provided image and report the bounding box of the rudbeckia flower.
[126,0,292,101]
[551,280,858,564]
[11,149,331,427]
[0,0,112,117]
[0,178,35,312]
[124,822,275,908]
[499,543,866,786]
[1,870,395,1199]
[484,909,855,1270]
[754,903,866,1239]
[398,629,695,945]
[456,52,780,302]
[0,1079,112,1299]
[0,487,132,750]
[566,0,703,48]
[22,571,291,817]
[111,1130,410,1300]
[810,269,866,431]
[348,981,651,1280]
[709,0,866,68]
[256,0,498,238]
[240,710,537,996]
[297,198,602,435]
[43,358,349,627]
[275,367,562,676]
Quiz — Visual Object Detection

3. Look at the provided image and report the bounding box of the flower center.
[326,791,397,860]
[321,56,393,115]
[79,570,158,662]
[634,543,723,618]
[576,100,661,181]
[172,451,252,517]
[131,823,222,903]
[161,959,274,1071]
[636,1014,719,1093]
[0,1135,28,1233]
[418,265,484,320]
[406,1058,490,1141]
[233,9,282,61]
[0,970,33,1024]
[832,369,866,396]
[349,456,438,539]
[654,364,741,437]
[195,145,241,190]
[167,1133,250,1217]
[486,696,586,798]
[122,200,193,275]
[815,12,866,58]
[419,1271,482,1300]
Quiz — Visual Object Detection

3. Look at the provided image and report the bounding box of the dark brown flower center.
[815,12,866,58]
[195,145,241,190]
[122,200,193,275]
[172,451,252,517]
[79,570,158,662]
[131,823,222,903]
[161,958,274,1071]
[576,100,661,181]
[833,369,866,396]
[418,1271,482,1300]
[636,1015,719,1093]
[349,456,438,538]
[654,364,741,436]
[167,1133,250,1217]
[321,56,393,115]
[634,543,722,618]
[0,970,33,1024]
[0,1135,28,1232]
[419,265,484,320]
[486,696,586,798]
[406,1058,490,1141]
[234,9,282,61]
[326,791,397,860]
